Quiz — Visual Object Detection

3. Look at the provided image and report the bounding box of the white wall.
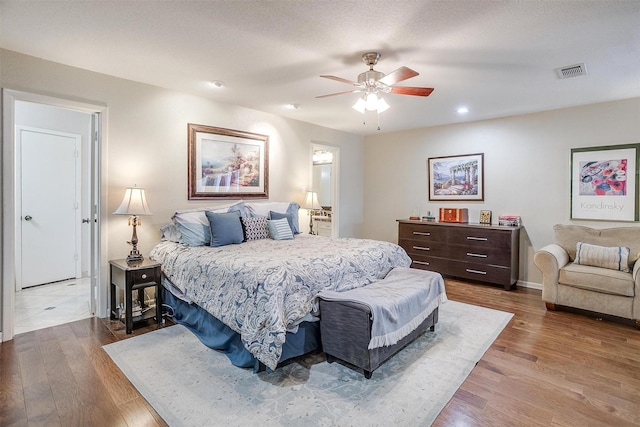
[0,49,364,323]
[363,97,640,287]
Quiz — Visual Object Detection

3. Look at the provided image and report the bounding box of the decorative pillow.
[267,218,294,240]
[574,242,631,272]
[160,223,181,242]
[205,210,244,247]
[241,216,269,241]
[172,201,245,246]
[173,210,210,246]
[269,211,295,234]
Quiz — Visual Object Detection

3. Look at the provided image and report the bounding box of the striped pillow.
[267,218,294,240]
[574,242,630,272]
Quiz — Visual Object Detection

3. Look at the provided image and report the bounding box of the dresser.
[397,220,521,289]
[313,216,332,237]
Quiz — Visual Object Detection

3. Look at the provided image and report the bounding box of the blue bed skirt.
[163,290,321,372]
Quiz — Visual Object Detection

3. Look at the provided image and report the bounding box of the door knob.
[82,218,90,223]
[24,215,32,221]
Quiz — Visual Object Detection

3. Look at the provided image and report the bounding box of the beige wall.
[363,97,640,287]
[0,49,364,323]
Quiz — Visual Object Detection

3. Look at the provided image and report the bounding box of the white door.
[18,126,81,288]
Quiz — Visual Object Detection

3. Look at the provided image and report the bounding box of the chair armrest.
[534,243,570,303]
[633,261,640,323]
[534,244,570,272]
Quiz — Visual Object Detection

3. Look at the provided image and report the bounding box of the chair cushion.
[559,263,634,297]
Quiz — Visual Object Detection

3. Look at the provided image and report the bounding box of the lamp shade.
[113,187,152,215]
[352,94,390,114]
[302,191,320,210]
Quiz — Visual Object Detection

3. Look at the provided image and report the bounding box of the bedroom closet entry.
[311,144,339,237]
[2,92,104,339]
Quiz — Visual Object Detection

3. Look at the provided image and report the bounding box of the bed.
[149,202,411,371]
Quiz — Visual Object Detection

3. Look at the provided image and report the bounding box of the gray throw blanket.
[317,267,447,349]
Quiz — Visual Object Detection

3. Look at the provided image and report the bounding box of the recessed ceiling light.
[457,107,469,114]
[210,80,224,88]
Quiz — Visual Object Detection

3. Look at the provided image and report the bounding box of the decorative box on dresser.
[397,220,521,290]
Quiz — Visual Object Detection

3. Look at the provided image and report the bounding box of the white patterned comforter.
[149,235,411,369]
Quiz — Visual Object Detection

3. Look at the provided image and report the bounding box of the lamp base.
[125,250,144,264]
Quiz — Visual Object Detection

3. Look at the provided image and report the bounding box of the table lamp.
[114,186,152,263]
[302,191,320,235]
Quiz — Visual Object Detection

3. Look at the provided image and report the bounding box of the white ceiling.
[1,1,639,136]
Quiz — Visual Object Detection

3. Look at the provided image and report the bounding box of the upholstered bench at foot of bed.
[317,268,446,379]
[318,299,438,379]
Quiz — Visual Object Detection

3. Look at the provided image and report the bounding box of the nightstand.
[109,258,162,334]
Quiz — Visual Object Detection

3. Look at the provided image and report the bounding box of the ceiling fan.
[316,52,434,114]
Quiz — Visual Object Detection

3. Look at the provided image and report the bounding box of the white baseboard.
[517,280,542,290]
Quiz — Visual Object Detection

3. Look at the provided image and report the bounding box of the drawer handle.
[413,260,430,266]
[466,236,488,241]
[466,252,488,258]
[141,274,147,280]
[466,269,487,275]
[412,245,430,251]
[413,231,431,236]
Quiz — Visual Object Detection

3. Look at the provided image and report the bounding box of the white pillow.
[574,242,630,272]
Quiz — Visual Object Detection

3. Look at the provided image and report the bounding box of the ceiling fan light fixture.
[376,97,390,113]
[352,97,366,114]
[352,93,390,114]
[365,93,379,111]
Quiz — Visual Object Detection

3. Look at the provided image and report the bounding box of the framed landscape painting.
[428,153,484,201]
[188,124,269,199]
[570,144,639,221]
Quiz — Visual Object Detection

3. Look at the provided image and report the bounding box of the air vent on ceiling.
[555,63,587,79]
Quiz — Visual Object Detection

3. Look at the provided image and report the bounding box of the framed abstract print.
[570,144,639,221]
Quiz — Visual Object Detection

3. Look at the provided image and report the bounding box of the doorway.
[311,144,340,237]
[2,90,107,341]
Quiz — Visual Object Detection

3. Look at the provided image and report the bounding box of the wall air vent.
[555,63,587,79]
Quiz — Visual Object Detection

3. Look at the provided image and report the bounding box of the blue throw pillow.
[267,218,294,240]
[205,210,244,247]
[269,211,295,234]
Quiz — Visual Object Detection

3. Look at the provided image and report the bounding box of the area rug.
[103,300,512,427]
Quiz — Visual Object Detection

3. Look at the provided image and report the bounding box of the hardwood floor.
[1,279,639,426]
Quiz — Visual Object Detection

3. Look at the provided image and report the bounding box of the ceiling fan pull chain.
[377,111,381,131]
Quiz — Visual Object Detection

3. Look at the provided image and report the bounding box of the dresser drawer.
[399,238,447,258]
[398,223,447,242]
[446,244,512,266]
[448,227,512,250]
[448,260,512,285]
[407,254,448,272]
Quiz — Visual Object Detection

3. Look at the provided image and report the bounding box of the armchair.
[534,224,640,329]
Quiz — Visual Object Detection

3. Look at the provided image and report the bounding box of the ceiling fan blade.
[315,89,362,99]
[320,75,358,85]
[378,66,419,86]
[390,86,434,97]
